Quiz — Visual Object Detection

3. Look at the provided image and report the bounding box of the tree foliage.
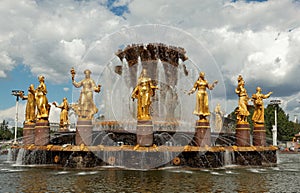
[0,120,13,140]
[264,105,299,141]
[0,120,23,140]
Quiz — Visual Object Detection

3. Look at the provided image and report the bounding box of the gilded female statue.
[53,97,70,130]
[188,72,218,120]
[20,84,36,123]
[35,76,51,120]
[131,69,158,120]
[71,68,101,119]
[252,87,272,124]
[235,75,250,123]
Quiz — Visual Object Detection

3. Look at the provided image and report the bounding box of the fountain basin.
[10,144,277,169]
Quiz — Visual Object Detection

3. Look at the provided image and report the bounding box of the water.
[0,153,299,192]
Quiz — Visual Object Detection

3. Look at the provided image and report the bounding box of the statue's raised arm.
[70,68,101,119]
[53,97,70,131]
[21,84,36,123]
[188,72,217,121]
[252,87,272,124]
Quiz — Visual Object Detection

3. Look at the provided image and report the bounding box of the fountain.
[9,42,277,170]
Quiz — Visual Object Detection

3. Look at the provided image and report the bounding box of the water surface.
[0,153,299,192]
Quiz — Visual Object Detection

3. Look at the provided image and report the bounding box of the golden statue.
[252,87,272,124]
[235,75,250,123]
[188,72,218,120]
[71,68,101,119]
[214,103,223,132]
[35,76,51,121]
[20,84,36,123]
[131,69,158,120]
[53,98,70,130]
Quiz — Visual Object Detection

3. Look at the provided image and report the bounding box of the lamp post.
[270,99,281,146]
[11,90,24,145]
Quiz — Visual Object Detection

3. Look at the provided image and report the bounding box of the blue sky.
[1,0,300,124]
[0,65,72,110]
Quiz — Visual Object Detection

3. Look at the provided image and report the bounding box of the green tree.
[265,105,297,141]
[17,127,23,139]
[294,121,300,134]
[0,120,13,140]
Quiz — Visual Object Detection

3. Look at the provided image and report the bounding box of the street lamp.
[11,90,24,145]
[270,99,281,146]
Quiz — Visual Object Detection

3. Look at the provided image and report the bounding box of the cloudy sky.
[1,0,300,125]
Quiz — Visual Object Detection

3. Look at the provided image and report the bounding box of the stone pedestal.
[76,119,93,146]
[253,123,266,146]
[35,121,50,146]
[235,123,250,146]
[194,120,211,147]
[23,123,35,145]
[136,120,153,147]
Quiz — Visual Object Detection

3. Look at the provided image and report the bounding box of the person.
[235,75,250,123]
[35,76,51,120]
[131,69,158,120]
[252,87,272,124]
[188,72,218,120]
[214,103,223,132]
[71,68,101,119]
[53,97,70,130]
[20,84,36,123]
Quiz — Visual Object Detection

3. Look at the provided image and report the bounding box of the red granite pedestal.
[194,119,211,147]
[253,123,266,146]
[76,119,93,146]
[35,121,50,146]
[23,123,35,145]
[136,120,153,147]
[235,122,251,146]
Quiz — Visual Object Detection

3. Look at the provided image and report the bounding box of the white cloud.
[60,39,86,63]
[0,103,25,127]
[0,103,64,125]
[0,0,126,82]
[125,0,300,31]
[1,0,300,117]
[124,0,300,86]
[112,0,132,7]
[0,51,16,78]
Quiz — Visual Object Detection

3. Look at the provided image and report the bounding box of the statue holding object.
[252,87,272,124]
[235,75,250,123]
[187,72,218,121]
[53,97,70,131]
[20,84,36,124]
[35,75,51,121]
[70,68,101,119]
[131,69,158,120]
